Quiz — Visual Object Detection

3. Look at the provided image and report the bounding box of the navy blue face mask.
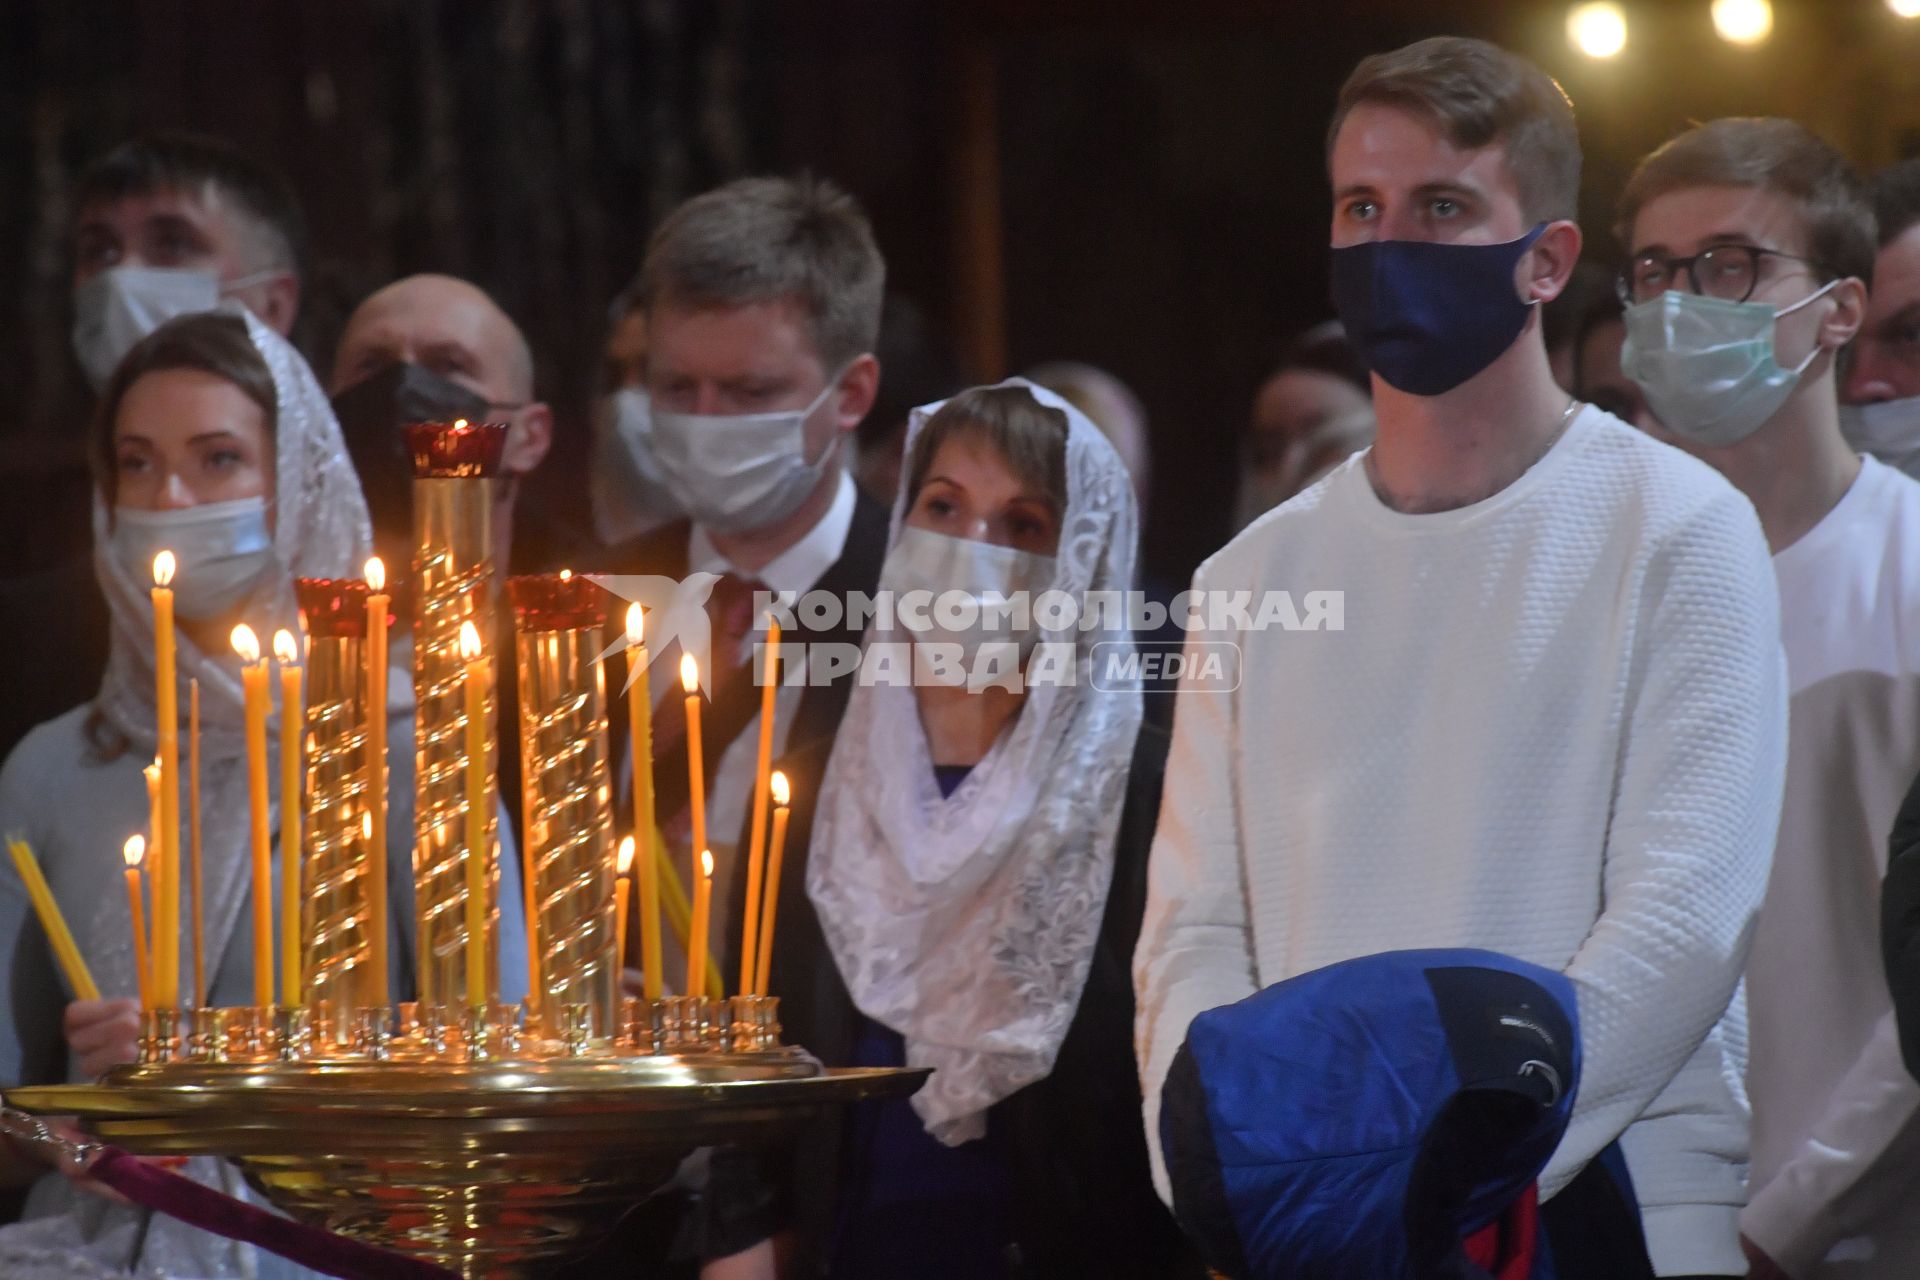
[1329,224,1547,397]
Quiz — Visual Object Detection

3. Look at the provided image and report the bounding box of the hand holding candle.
[232,625,274,1008]
[123,837,151,1011]
[627,606,662,1001]
[274,629,304,1009]
[364,557,390,1004]
[754,771,792,997]
[459,620,489,1011]
[614,836,634,987]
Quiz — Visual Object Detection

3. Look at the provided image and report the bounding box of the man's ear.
[259,272,301,338]
[1524,219,1585,305]
[1820,277,1868,352]
[833,354,881,435]
[503,401,554,477]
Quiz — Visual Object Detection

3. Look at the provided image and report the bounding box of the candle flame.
[617,835,635,876]
[679,652,698,694]
[458,619,483,661]
[453,418,469,430]
[231,624,260,664]
[559,568,572,581]
[626,604,644,646]
[273,629,299,665]
[152,550,175,587]
[123,835,145,868]
[365,556,385,593]
[771,770,791,807]
[700,848,714,878]
[362,811,373,840]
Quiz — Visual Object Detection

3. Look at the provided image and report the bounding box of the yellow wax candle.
[142,759,160,982]
[755,772,792,997]
[232,625,274,1008]
[189,678,203,1008]
[150,553,179,1011]
[739,616,780,996]
[274,630,304,1009]
[688,848,713,1000]
[7,838,101,1002]
[626,607,662,1001]
[364,558,390,1003]
[678,652,707,883]
[123,837,151,1011]
[459,620,488,1011]
[614,836,634,985]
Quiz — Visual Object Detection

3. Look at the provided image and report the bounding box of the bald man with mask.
[329,273,559,575]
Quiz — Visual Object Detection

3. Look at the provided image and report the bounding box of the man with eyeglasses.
[1619,117,1920,1280]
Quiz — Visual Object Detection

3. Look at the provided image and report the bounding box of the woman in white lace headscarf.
[0,307,378,1279]
[699,379,1189,1280]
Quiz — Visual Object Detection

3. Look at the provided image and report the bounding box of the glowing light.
[626,604,645,646]
[700,849,714,878]
[273,629,299,665]
[124,835,145,868]
[453,418,469,430]
[617,835,635,876]
[679,653,698,694]
[1713,0,1773,44]
[365,557,385,593]
[362,811,373,840]
[771,770,791,807]
[1892,0,1920,17]
[559,568,572,581]
[230,624,261,664]
[1566,2,1627,58]
[152,551,176,588]
[458,620,483,662]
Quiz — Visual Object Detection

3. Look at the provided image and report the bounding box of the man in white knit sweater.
[1134,38,1787,1279]
[1617,119,1920,1280]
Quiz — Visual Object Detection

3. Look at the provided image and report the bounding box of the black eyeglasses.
[1617,244,1830,307]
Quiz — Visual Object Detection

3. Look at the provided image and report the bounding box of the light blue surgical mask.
[649,376,844,535]
[1840,395,1920,480]
[72,266,279,391]
[1621,281,1837,448]
[111,497,276,621]
[878,525,1057,661]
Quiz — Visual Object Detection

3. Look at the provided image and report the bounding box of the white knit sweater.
[1134,407,1787,1277]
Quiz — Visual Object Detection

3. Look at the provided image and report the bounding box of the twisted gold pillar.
[294,580,379,1045]
[407,422,508,1015]
[509,575,618,1039]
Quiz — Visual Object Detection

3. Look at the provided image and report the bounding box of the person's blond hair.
[640,174,885,369]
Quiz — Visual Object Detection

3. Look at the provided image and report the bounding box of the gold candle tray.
[7,1048,925,1278]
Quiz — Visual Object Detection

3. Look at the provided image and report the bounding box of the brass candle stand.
[2,427,930,1277]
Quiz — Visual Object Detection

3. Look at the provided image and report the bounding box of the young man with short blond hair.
[1136,38,1785,1278]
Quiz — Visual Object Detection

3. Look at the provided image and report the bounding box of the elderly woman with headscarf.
[694,380,1192,1280]
[0,307,523,1279]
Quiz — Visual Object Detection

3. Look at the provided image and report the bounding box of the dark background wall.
[6,0,1920,586]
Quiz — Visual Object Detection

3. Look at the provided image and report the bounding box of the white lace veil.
[807,377,1144,1144]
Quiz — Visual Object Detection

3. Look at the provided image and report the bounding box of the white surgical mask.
[1621,282,1837,448]
[649,376,844,535]
[878,525,1058,660]
[72,266,278,391]
[111,497,276,622]
[1840,396,1920,480]
[590,387,685,543]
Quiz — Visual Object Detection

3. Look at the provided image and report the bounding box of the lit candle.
[627,606,662,1000]
[189,678,203,1008]
[232,625,274,1008]
[755,771,792,997]
[679,652,707,892]
[363,557,390,1005]
[274,630,304,1009]
[614,836,634,988]
[459,620,488,1011]
[123,837,151,1011]
[150,552,179,1011]
[688,848,713,1000]
[143,758,160,984]
[739,615,781,995]
[7,838,100,1002]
